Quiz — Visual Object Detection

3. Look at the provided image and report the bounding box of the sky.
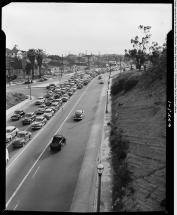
[2,3,172,55]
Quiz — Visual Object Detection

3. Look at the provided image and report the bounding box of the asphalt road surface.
[6,74,108,211]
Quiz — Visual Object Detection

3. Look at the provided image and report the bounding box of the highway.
[6,73,108,211]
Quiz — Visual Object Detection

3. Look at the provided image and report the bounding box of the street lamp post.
[97,163,104,212]
[105,90,108,113]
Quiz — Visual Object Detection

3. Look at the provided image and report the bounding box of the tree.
[27,49,36,79]
[25,60,32,81]
[125,25,152,70]
[36,49,45,78]
[148,41,166,65]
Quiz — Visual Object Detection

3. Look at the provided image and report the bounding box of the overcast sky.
[2,3,172,55]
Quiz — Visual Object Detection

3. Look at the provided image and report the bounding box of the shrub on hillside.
[124,78,139,92]
[111,78,126,95]
[111,74,140,95]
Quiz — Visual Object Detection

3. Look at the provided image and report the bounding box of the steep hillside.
[110,69,166,211]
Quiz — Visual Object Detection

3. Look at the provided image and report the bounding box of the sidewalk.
[6,95,35,121]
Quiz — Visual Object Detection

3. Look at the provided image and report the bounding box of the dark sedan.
[35,108,45,115]
[50,134,66,151]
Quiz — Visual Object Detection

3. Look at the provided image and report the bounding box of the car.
[22,112,36,125]
[53,93,61,99]
[12,131,32,148]
[72,87,77,92]
[6,126,19,143]
[43,108,54,120]
[54,88,61,94]
[44,108,55,116]
[35,99,44,105]
[50,134,66,151]
[31,116,47,130]
[6,148,9,164]
[99,80,104,84]
[44,93,53,99]
[53,98,62,103]
[51,102,60,108]
[39,103,47,109]
[77,84,83,89]
[73,110,85,121]
[24,80,33,84]
[45,100,52,106]
[46,83,56,90]
[68,91,73,96]
[50,106,58,113]
[38,77,47,82]
[43,112,53,120]
[35,108,46,115]
[37,96,45,102]
[11,110,25,121]
[62,96,69,102]
[47,96,54,102]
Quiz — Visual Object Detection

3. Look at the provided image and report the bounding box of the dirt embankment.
[6,92,27,110]
[110,69,166,211]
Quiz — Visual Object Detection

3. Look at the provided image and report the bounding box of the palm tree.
[36,49,44,78]
[27,49,36,79]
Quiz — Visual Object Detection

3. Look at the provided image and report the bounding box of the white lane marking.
[32,166,40,179]
[6,80,92,208]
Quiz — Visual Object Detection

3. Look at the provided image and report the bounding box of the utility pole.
[61,54,64,78]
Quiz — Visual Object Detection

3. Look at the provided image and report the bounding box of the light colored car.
[73,110,85,121]
[6,126,19,143]
[51,102,60,108]
[12,131,32,148]
[62,95,69,102]
[35,99,44,105]
[44,108,54,115]
[31,116,47,130]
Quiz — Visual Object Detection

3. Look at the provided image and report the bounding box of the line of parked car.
[6,69,104,162]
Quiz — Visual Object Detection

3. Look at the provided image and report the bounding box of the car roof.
[18,131,27,134]
[36,116,44,119]
[45,108,52,111]
[26,112,34,114]
[53,134,64,138]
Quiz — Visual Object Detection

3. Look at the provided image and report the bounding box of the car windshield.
[36,118,43,122]
[17,132,25,138]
